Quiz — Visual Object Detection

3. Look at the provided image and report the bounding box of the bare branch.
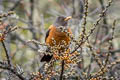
[59,60,65,80]
[1,41,12,66]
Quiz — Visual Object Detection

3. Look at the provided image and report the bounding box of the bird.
[41,16,72,62]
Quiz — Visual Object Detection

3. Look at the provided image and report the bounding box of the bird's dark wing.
[45,29,50,42]
[40,54,53,62]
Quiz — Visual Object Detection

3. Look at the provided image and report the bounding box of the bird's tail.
[40,54,53,62]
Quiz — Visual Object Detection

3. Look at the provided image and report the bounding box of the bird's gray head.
[54,16,72,27]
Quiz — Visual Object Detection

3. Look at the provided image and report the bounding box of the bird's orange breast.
[46,25,71,47]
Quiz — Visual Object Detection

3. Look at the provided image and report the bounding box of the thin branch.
[72,0,75,17]
[11,33,38,51]
[102,49,120,53]
[9,0,21,11]
[70,0,113,54]
[59,60,65,80]
[1,41,12,66]
[29,0,34,25]
[0,65,26,80]
[99,0,109,35]
[29,0,37,39]
[28,0,39,49]
[27,39,47,46]
[78,0,84,19]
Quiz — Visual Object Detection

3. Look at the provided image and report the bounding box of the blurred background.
[0,0,120,79]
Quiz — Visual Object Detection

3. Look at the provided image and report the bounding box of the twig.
[100,49,120,53]
[29,0,34,25]
[87,43,102,67]
[9,0,21,11]
[27,40,47,46]
[11,33,38,51]
[1,41,12,66]
[1,40,26,80]
[59,60,65,80]
[29,0,37,40]
[91,59,120,78]
[78,0,84,19]
[79,0,88,39]
[86,0,113,39]
[0,65,26,80]
[72,0,75,17]
[99,0,108,35]
[90,19,116,78]
[70,0,113,54]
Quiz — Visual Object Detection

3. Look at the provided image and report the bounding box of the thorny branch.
[70,0,113,54]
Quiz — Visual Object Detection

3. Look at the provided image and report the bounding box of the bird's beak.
[64,16,72,21]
